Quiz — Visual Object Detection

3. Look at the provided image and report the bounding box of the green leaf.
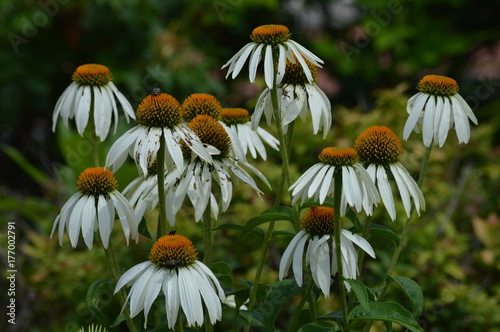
[387,276,424,318]
[344,208,363,231]
[215,223,264,240]
[241,206,295,238]
[0,143,48,185]
[110,312,129,328]
[86,280,114,322]
[348,302,424,332]
[344,279,370,311]
[137,218,152,239]
[317,311,343,325]
[261,279,306,330]
[272,229,297,238]
[237,279,268,302]
[370,223,400,246]
[212,261,233,288]
[240,310,267,330]
[298,321,340,331]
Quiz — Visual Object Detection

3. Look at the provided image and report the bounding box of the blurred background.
[0,0,499,331]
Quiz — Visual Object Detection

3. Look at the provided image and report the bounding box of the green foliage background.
[0,0,499,331]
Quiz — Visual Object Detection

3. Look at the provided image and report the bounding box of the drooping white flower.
[222,24,323,89]
[115,234,225,329]
[105,92,213,176]
[290,147,379,216]
[51,167,138,249]
[52,64,135,140]
[355,126,425,220]
[220,108,279,160]
[279,206,375,296]
[253,56,331,138]
[403,74,478,147]
[166,115,270,223]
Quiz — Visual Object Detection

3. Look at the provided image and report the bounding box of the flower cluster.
[49,23,478,331]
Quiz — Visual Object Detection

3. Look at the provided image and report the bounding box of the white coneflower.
[221,108,279,160]
[180,93,246,161]
[105,91,213,176]
[279,206,375,296]
[115,234,225,329]
[52,64,135,140]
[222,24,323,88]
[252,56,331,138]
[403,74,478,147]
[290,147,380,215]
[51,167,138,249]
[355,126,425,221]
[170,115,269,222]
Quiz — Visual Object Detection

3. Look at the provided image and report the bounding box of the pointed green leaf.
[387,276,424,318]
[261,279,306,330]
[0,143,48,184]
[370,223,400,246]
[344,278,370,311]
[212,261,233,288]
[110,312,129,328]
[317,311,343,325]
[298,321,340,331]
[214,223,264,240]
[344,208,363,231]
[137,217,152,239]
[272,229,297,238]
[240,310,267,330]
[349,302,424,332]
[241,206,295,238]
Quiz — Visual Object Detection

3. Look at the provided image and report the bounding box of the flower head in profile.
[105,90,213,176]
[51,167,138,249]
[115,234,225,329]
[222,24,323,88]
[290,147,379,215]
[52,64,135,140]
[168,115,270,222]
[78,324,108,332]
[403,75,478,147]
[253,57,331,137]
[279,206,375,296]
[221,108,279,160]
[355,126,425,221]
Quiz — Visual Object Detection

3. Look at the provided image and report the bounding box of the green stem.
[246,51,293,317]
[104,241,138,332]
[347,215,373,312]
[289,275,316,331]
[202,206,213,269]
[156,132,169,239]
[363,144,433,332]
[174,312,184,332]
[89,98,100,167]
[333,171,350,332]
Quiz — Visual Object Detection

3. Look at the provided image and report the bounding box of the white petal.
[341,229,375,258]
[248,43,264,83]
[376,166,396,221]
[404,93,427,140]
[279,230,308,281]
[264,44,274,88]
